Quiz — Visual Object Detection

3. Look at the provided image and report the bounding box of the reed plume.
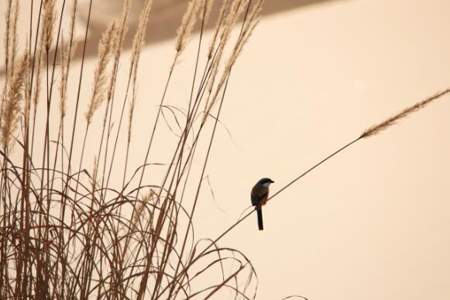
[361,88,450,138]
[175,0,203,54]
[43,0,56,51]
[205,0,263,115]
[9,0,19,77]
[1,54,28,149]
[85,21,120,124]
[59,39,69,118]
[1,0,19,123]
[128,0,154,137]
[130,0,153,68]
[207,0,230,59]
[59,1,79,119]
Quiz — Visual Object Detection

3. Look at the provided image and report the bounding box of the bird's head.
[256,177,274,188]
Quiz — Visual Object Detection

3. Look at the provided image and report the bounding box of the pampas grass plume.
[1,54,28,148]
[361,88,450,138]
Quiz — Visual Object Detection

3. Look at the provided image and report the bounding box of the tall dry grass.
[0,0,448,299]
[0,0,263,298]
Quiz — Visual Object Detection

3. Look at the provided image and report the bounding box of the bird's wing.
[251,186,268,206]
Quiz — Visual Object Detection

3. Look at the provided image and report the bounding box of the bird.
[251,177,274,231]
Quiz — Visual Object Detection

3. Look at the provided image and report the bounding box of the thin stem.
[185,136,362,279]
[269,137,361,200]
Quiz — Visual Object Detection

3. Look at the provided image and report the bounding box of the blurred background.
[1,0,450,299]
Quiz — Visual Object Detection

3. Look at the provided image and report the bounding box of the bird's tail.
[256,207,264,231]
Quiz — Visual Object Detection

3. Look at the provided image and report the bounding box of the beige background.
[2,0,450,299]
[197,1,450,299]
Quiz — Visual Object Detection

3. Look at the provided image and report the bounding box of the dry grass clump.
[0,0,262,299]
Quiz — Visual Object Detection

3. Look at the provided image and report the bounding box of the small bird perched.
[251,178,274,231]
